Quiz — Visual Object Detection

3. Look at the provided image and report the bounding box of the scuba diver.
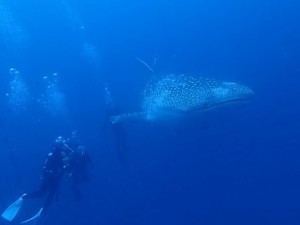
[65,131,92,201]
[2,136,68,224]
[103,83,128,164]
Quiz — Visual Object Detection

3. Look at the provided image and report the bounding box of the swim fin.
[21,208,43,224]
[2,195,24,221]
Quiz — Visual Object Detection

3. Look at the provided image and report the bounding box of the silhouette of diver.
[103,83,128,164]
[23,137,68,216]
[2,136,68,224]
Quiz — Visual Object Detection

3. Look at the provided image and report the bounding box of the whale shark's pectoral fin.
[110,112,146,124]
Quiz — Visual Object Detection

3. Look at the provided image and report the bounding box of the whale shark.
[111,74,254,123]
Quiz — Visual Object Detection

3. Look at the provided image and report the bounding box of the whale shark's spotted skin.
[111,74,253,123]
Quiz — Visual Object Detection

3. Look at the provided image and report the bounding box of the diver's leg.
[42,181,59,214]
[23,177,49,199]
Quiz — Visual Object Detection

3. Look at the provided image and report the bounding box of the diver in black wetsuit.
[23,146,65,213]
[22,136,67,216]
[2,136,69,224]
[1,136,68,223]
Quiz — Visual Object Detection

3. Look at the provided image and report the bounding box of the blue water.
[0,0,300,224]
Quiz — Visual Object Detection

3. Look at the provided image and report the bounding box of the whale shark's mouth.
[222,97,251,104]
[191,97,251,112]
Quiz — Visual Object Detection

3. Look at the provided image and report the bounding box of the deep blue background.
[0,0,300,224]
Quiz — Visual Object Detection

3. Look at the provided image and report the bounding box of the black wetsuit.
[23,149,65,214]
